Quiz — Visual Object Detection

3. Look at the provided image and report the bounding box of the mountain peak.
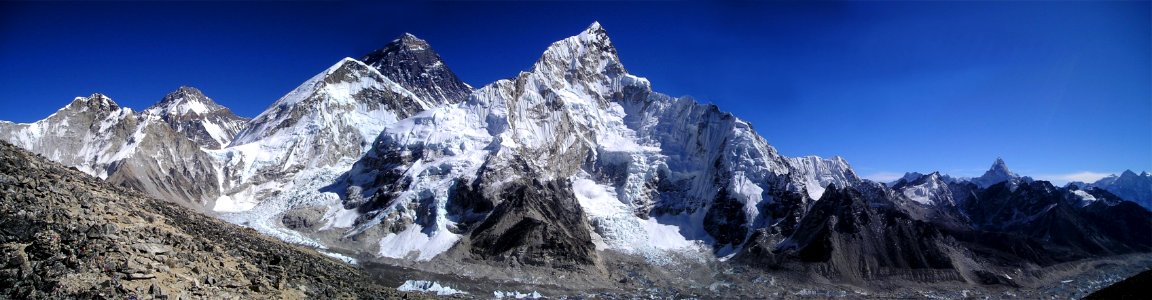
[532,21,622,80]
[973,157,1019,188]
[66,93,119,112]
[393,32,430,51]
[578,21,612,47]
[149,86,220,116]
[585,21,604,35]
[360,33,471,105]
[1121,169,1139,178]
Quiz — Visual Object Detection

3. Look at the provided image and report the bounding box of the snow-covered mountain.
[213,57,433,212]
[786,155,860,200]
[0,93,139,179]
[314,22,862,265]
[144,86,248,149]
[0,89,243,208]
[890,171,955,206]
[1071,170,1152,210]
[1,22,1147,289]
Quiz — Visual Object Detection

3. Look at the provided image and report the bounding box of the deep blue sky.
[1,1,1148,183]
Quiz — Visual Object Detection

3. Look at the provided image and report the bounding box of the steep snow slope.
[213,57,430,212]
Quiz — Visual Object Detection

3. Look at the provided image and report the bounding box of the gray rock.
[132,243,171,255]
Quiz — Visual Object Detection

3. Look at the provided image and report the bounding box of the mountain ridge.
[0,21,1148,298]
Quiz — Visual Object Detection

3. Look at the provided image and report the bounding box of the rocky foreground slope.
[0,141,407,299]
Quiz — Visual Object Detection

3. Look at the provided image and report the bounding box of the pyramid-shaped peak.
[383,32,431,52]
[577,21,611,43]
[987,157,1014,175]
[973,157,1019,188]
[534,21,621,74]
[361,32,471,105]
[399,32,424,42]
[1121,169,1139,177]
[160,86,206,102]
[150,86,222,116]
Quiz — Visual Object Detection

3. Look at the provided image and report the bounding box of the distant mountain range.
[1,22,1147,297]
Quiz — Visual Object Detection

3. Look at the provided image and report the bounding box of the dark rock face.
[777,186,956,281]
[468,180,597,270]
[962,181,1152,263]
[0,140,405,299]
[703,188,749,251]
[362,33,473,105]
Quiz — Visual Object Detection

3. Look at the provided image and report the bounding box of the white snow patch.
[318,251,358,265]
[377,225,460,261]
[493,290,542,299]
[571,176,706,263]
[397,280,466,296]
[200,120,229,147]
[320,205,361,230]
[1072,190,1098,206]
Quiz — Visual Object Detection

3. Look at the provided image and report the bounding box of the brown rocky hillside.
[0,140,410,299]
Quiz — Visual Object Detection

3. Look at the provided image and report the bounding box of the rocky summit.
[0,141,410,299]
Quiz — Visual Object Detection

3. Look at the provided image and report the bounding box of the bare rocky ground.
[331,240,1152,299]
[0,141,421,299]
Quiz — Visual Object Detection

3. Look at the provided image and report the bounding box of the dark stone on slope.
[468,179,597,270]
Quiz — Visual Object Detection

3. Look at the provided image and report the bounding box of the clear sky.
[1,1,1148,184]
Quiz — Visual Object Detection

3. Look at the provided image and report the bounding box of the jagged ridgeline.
[1,22,1149,297]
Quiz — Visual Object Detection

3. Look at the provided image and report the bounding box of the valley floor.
[340,246,1152,299]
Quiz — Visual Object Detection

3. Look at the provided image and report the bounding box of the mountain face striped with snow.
[0,93,139,179]
[0,88,246,208]
[146,86,248,149]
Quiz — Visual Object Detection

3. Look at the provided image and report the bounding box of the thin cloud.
[863,172,905,183]
[1034,171,1114,185]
